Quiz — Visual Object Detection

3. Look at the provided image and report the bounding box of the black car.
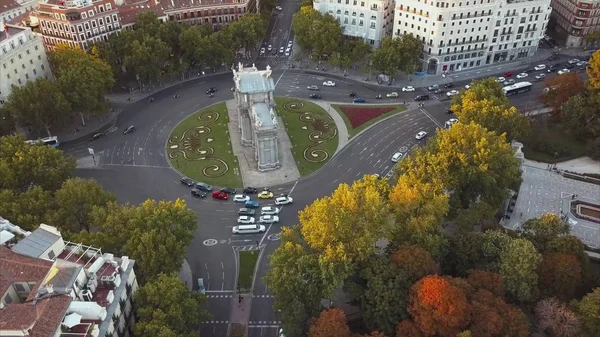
[523,68,534,73]
[349,92,357,97]
[195,182,213,192]
[191,189,207,198]
[548,54,560,61]
[309,94,322,99]
[414,94,430,101]
[433,89,445,94]
[238,208,256,216]
[205,87,217,94]
[565,63,575,69]
[220,187,236,194]
[443,83,455,88]
[89,132,104,141]
[243,187,258,194]
[180,177,195,186]
[123,125,136,135]
[446,108,454,114]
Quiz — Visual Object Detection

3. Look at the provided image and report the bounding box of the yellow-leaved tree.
[588,49,600,90]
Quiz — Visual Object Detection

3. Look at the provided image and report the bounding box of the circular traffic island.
[166,102,242,187]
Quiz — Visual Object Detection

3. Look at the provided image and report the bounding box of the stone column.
[240,110,253,146]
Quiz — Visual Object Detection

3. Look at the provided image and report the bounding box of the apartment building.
[163,0,257,30]
[0,0,40,24]
[313,0,394,47]
[392,0,552,75]
[550,0,600,47]
[1,221,138,337]
[0,23,52,105]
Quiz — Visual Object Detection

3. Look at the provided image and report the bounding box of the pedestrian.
[238,295,242,304]
[520,212,523,218]
[403,100,406,105]
[256,240,259,247]
[572,195,575,200]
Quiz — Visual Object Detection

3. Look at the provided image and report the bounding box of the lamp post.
[368,60,373,82]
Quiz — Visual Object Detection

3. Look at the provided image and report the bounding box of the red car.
[212,191,228,200]
[503,71,513,78]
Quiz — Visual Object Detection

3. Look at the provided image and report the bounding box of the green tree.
[572,287,600,337]
[0,134,76,192]
[292,7,343,58]
[229,14,267,57]
[441,232,484,276]
[0,186,52,231]
[0,107,16,136]
[521,213,570,253]
[480,230,514,272]
[124,36,171,84]
[135,273,210,337]
[547,235,586,261]
[48,177,116,233]
[292,7,324,54]
[48,44,114,126]
[585,31,600,44]
[370,35,423,78]
[1,78,71,137]
[499,238,542,302]
[397,34,424,75]
[560,93,600,151]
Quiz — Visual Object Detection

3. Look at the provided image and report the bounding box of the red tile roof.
[0,246,52,298]
[0,295,72,336]
[0,0,20,15]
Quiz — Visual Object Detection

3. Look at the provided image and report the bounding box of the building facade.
[0,0,41,24]
[392,0,552,75]
[1,222,138,337]
[313,0,393,47]
[162,0,257,31]
[0,24,52,105]
[550,0,600,47]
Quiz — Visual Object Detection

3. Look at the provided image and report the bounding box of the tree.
[229,14,267,57]
[499,238,542,302]
[451,78,530,140]
[0,186,52,231]
[538,253,583,301]
[480,230,514,272]
[299,175,391,265]
[535,297,580,337]
[2,78,71,137]
[135,273,210,337]
[0,134,76,192]
[48,44,114,126]
[541,72,585,112]
[362,331,386,337]
[0,106,16,136]
[501,306,530,337]
[124,36,171,84]
[572,288,600,337]
[408,275,471,337]
[547,235,586,261]
[587,50,600,90]
[469,290,506,337]
[466,270,505,299]
[585,31,600,44]
[308,309,351,337]
[370,35,423,78]
[560,93,600,145]
[441,232,484,276]
[396,320,425,337]
[391,245,437,282]
[521,213,570,253]
[292,7,343,58]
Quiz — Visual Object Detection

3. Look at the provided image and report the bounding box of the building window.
[3,295,12,303]
[41,64,45,70]
[106,3,111,10]
[106,16,111,23]
[88,10,94,17]
[82,12,87,19]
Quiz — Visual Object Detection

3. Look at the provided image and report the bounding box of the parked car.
[180,177,195,186]
[279,47,284,54]
[275,5,282,10]
[496,76,506,83]
[386,92,399,98]
[391,152,404,163]
[504,79,516,86]
[238,208,256,216]
[259,215,279,224]
[275,196,294,205]
[516,73,528,79]
[197,278,206,294]
[260,206,280,215]
[212,191,228,200]
[220,187,236,194]
[258,191,274,199]
[558,68,570,75]
[267,45,272,51]
[191,189,207,198]
[307,85,319,91]
[503,71,513,78]
[353,97,366,103]
[568,58,580,64]
[402,86,415,92]
[415,131,427,140]
[243,187,258,194]
[196,182,213,192]
[323,81,336,87]
[233,194,250,203]
[427,84,439,91]
[123,125,136,135]
[89,132,104,141]
[245,200,260,208]
[534,73,547,81]
[237,216,256,224]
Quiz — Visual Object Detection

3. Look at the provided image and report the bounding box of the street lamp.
[368,60,373,82]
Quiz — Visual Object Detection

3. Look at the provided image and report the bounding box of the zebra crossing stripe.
[201,320,230,324]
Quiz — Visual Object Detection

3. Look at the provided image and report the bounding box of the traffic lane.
[203,296,233,322]
[201,324,228,337]
[248,327,280,337]
[249,297,278,326]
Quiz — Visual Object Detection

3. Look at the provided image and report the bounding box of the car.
[309,93,322,99]
[259,47,265,56]
[243,187,258,194]
[245,200,260,208]
[285,51,290,56]
[353,97,365,103]
[445,118,459,128]
[446,90,459,97]
[464,84,472,89]
[427,84,439,91]
[503,71,513,78]
[212,191,228,200]
[195,182,213,192]
[261,206,280,215]
[323,81,336,87]
[445,108,454,114]
[232,224,266,234]
[415,131,427,140]
[534,64,547,71]
[433,89,445,94]
[275,196,293,205]
[558,68,570,75]
[496,76,506,83]
[123,125,136,135]
[197,278,206,294]
[349,92,357,97]
[238,208,256,216]
[516,73,528,79]
[307,85,319,91]
[237,215,256,224]
[402,86,415,92]
[205,87,217,94]
[89,132,104,141]
[267,45,272,51]
[534,73,547,80]
[523,68,535,73]
[576,61,588,67]
[258,190,274,199]
[279,47,284,54]
[271,50,277,55]
[414,94,430,101]
[191,189,207,198]
[220,187,235,194]
[548,54,560,61]
[259,215,280,224]
[288,40,293,46]
[275,5,282,10]
[391,152,404,163]
[443,83,455,88]
[565,63,575,69]
[386,92,399,98]
[180,177,195,186]
[568,58,580,64]
[233,194,250,203]
[504,79,516,86]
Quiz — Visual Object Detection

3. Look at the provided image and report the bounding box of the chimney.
[46,284,54,294]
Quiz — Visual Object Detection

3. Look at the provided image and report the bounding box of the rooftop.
[12,225,61,258]
[234,64,276,94]
[0,24,27,43]
[252,102,276,128]
[0,0,20,15]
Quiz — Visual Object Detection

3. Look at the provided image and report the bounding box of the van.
[232,224,266,234]
[197,278,206,294]
[414,94,430,101]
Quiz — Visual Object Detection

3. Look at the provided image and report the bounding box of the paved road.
[66,55,585,336]
[257,0,300,68]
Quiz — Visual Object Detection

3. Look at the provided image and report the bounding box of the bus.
[25,136,60,148]
[502,81,533,96]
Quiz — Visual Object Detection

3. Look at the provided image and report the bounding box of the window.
[25,73,29,80]
[41,64,45,70]
[82,12,87,19]
[3,295,12,304]
[106,3,111,10]
[1,64,5,69]
[88,10,94,17]
[106,16,111,23]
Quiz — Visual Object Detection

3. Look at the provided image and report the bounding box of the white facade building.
[0,23,52,105]
[392,0,552,75]
[0,0,40,24]
[313,0,394,47]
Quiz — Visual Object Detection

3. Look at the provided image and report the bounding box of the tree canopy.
[538,253,583,301]
[540,72,585,112]
[308,309,351,337]
[587,50,600,90]
[370,35,423,78]
[499,238,542,302]
[521,213,570,253]
[573,287,600,337]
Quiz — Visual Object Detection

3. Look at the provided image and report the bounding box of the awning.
[62,312,83,328]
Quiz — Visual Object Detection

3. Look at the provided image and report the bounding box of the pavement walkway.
[523,157,600,175]
[178,258,193,291]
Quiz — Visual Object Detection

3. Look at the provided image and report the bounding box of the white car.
[445,118,459,128]
[237,215,255,224]
[464,84,472,89]
[568,58,580,64]
[275,196,294,205]
[275,6,282,11]
[516,73,528,79]
[233,194,250,203]
[402,86,415,92]
[534,64,546,71]
[446,90,459,97]
[558,69,570,75]
[267,45,272,51]
[391,152,404,163]
[279,47,284,54]
[259,215,280,224]
[576,61,588,67]
[386,92,399,98]
[261,206,280,215]
[323,81,336,87]
[232,224,265,234]
[496,76,506,83]
[259,48,265,56]
[285,51,290,56]
[288,40,293,47]
[415,131,427,140]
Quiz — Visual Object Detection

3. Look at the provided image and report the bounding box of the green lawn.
[238,250,259,292]
[274,97,339,176]
[166,102,242,188]
[331,104,407,138]
[522,120,588,163]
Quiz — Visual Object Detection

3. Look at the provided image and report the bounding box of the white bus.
[502,81,533,96]
[25,136,60,148]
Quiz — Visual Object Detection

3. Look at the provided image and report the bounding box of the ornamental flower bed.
[339,106,396,128]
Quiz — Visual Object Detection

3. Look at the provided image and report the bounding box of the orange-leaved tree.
[538,253,583,301]
[466,269,505,299]
[391,245,437,282]
[540,72,585,113]
[308,309,351,337]
[396,320,425,337]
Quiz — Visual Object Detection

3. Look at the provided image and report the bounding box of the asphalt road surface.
[257,0,301,68]
[65,54,586,337]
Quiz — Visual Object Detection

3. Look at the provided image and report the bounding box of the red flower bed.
[339,106,395,128]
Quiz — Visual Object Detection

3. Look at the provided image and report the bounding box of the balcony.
[443,38,488,47]
[437,46,487,57]
[451,11,491,20]
[500,30,514,36]
[370,5,378,11]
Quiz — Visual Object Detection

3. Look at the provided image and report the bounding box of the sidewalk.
[523,157,600,175]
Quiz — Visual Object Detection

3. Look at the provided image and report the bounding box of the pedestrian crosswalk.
[202,320,229,324]
[206,294,233,298]
[233,245,264,251]
[249,321,282,325]
[252,294,274,298]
